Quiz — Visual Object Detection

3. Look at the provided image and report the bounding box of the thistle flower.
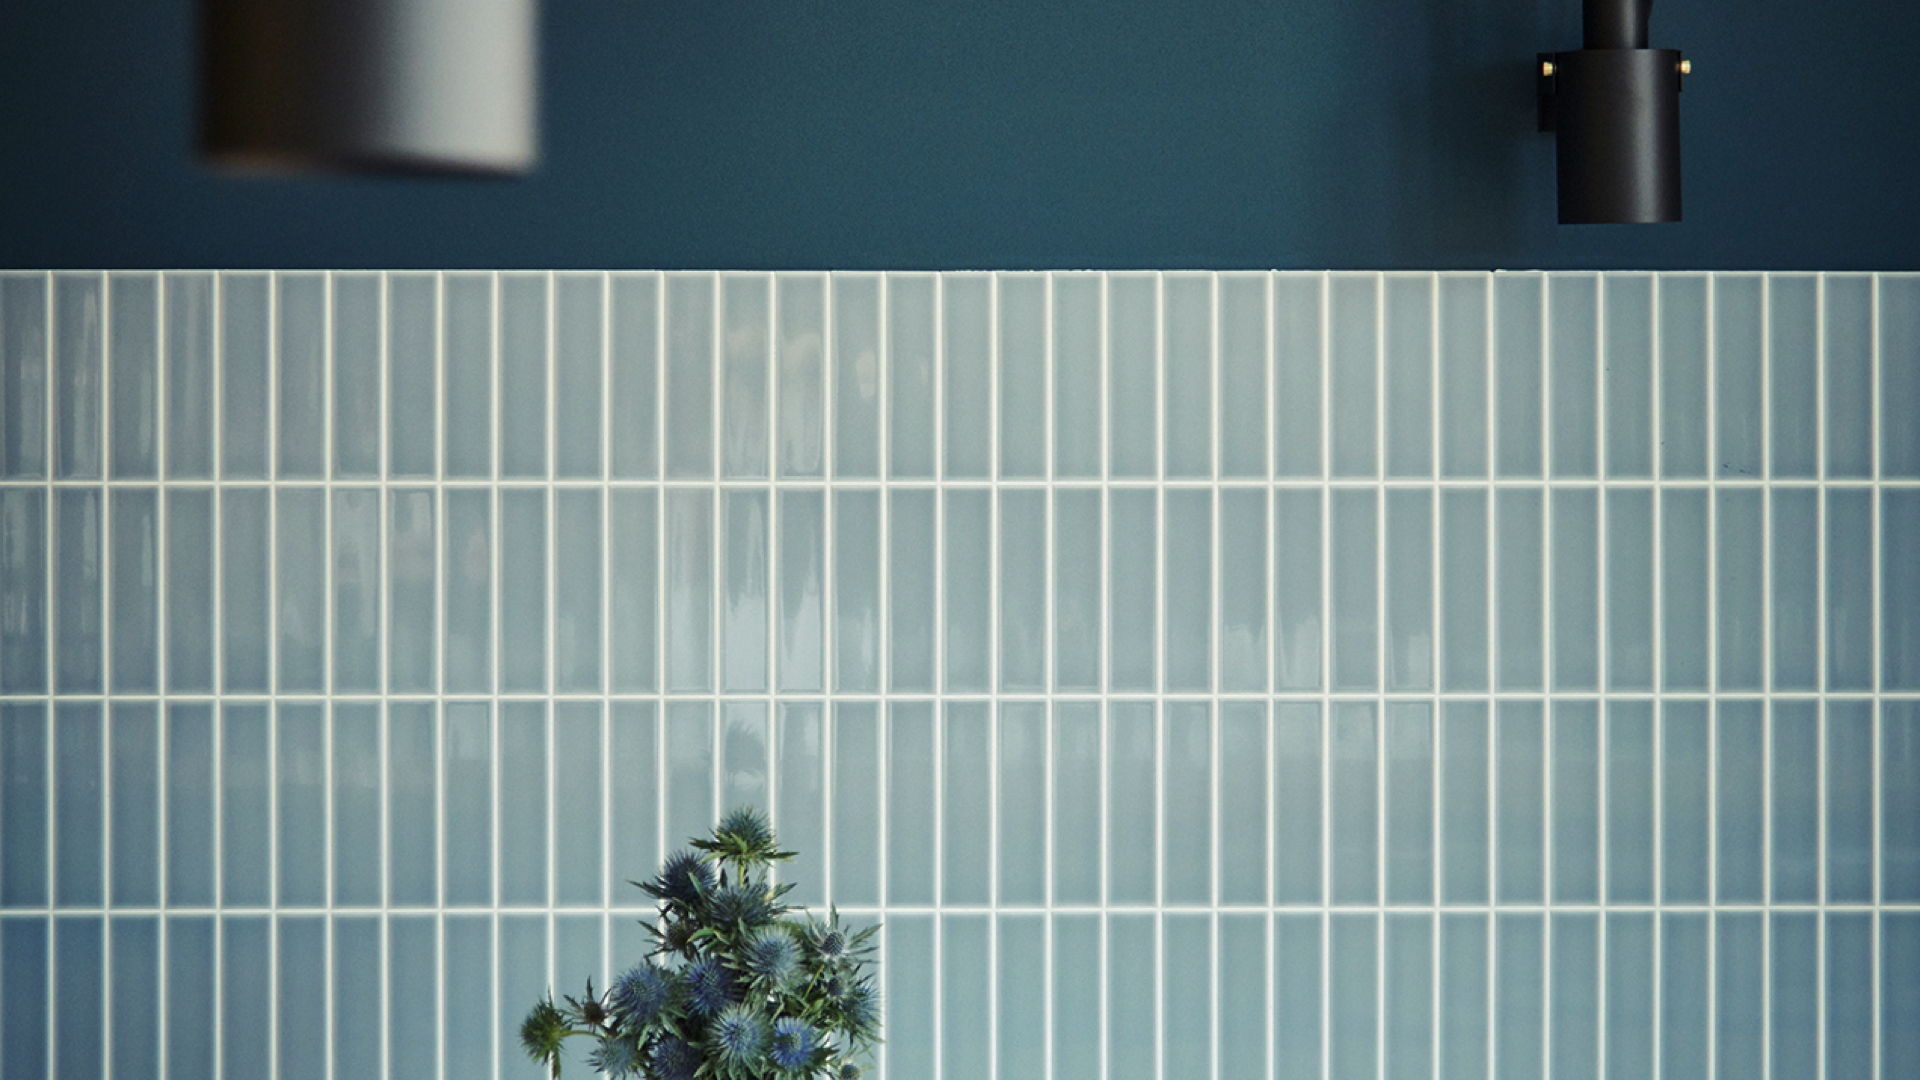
[587,1034,642,1078]
[769,1017,820,1073]
[693,806,795,882]
[837,1062,864,1080]
[813,926,847,961]
[609,962,674,1031]
[711,1003,769,1068]
[684,957,737,1017]
[838,981,880,1039]
[649,1035,700,1080]
[745,927,801,988]
[651,849,714,907]
[707,881,779,930]
[713,806,776,852]
[518,994,570,1076]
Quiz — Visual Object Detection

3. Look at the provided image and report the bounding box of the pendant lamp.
[1538,0,1687,223]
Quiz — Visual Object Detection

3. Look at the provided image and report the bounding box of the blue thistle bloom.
[609,962,673,1031]
[745,927,801,987]
[837,1063,864,1080]
[714,806,776,850]
[649,1034,700,1080]
[684,956,737,1017]
[587,1034,643,1078]
[769,1017,820,1072]
[814,927,847,960]
[839,981,879,1033]
[654,849,715,906]
[707,882,778,929]
[711,1003,769,1067]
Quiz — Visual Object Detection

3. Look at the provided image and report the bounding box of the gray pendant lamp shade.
[202,0,539,175]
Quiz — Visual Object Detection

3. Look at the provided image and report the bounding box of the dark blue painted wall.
[2,0,1915,269]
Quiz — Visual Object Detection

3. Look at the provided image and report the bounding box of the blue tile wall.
[3,270,1920,1080]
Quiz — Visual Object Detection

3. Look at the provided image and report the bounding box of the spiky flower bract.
[691,805,795,884]
[838,980,881,1043]
[711,1002,769,1068]
[609,962,674,1032]
[586,1033,642,1078]
[649,849,714,907]
[519,993,571,1077]
[769,1017,821,1073]
[706,879,781,931]
[837,1062,864,1080]
[649,1035,700,1080]
[684,956,737,1017]
[745,926,801,989]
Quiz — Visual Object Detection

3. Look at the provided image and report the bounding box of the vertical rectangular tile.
[110,272,159,478]
[1770,701,1820,902]
[778,489,825,691]
[53,488,102,692]
[1495,914,1544,1080]
[1439,273,1489,477]
[608,488,658,692]
[387,488,437,693]
[1441,488,1489,690]
[1,273,48,478]
[944,488,991,692]
[1219,488,1268,691]
[1163,914,1212,1079]
[1052,914,1101,1080]
[609,272,659,478]
[111,919,160,1079]
[329,271,380,479]
[1549,273,1599,478]
[888,487,935,692]
[554,702,603,906]
[331,487,380,692]
[1386,703,1434,904]
[442,703,493,906]
[1108,701,1157,904]
[1769,274,1820,477]
[1825,274,1875,477]
[1108,272,1157,479]
[387,272,438,477]
[1497,701,1545,903]
[887,701,935,905]
[385,702,435,907]
[1550,915,1599,1080]
[942,702,992,905]
[275,272,325,478]
[1552,701,1600,902]
[497,916,549,1080]
[1219,914,1269,1077]
[1887,916,1920,1080]
[220,487,268,692]
[1717,488,1765,689]
[274,704,324,906]
[775,702,826,906]
[1660,274,1710,478]
[443,272,493,477]
[1274,492,1324,689]
[721,488,770,692]
[1051,702,1102,905]
[1886,491,1920,688]
[1163,702,1212,905]
[666,488,713,692]
[1274,272,1324,478]
[1331,702,1379,904]
[1496,488,1544,690]
[166,486,215,692]
[276,919,324,1080]
[1164,271,1213,478]
[1386,488,1433,690]
[387,917,439,1080]
[1053,272,1102,479]
[1109,488,1157,691]
[1826,913,1873,1079]
[1661,913,1710,1080]
[1771,487,1819,688]
[1219,701,1268,904]
[998,915,1047,1080]
[276,488,328,692]
[166,703,215,906]
[1384,273,1433,477]
[52,273,102,478]
[54,703,103,906]
[1219,272,1268,477]
[1551,487,1599,689]
[1662,701,1711,903]
[943,273,992,478]
[1,705,46,905]
[998,489,1046,692]
[499,271,548,478]
[888,273,936,478]
[833,489,880,692]
[442,489,493,693]
[1606,913,1655,1080]
[1826,488,1873,689]
[1606,488,1654,689]
[219,704,269,907]
[1274,702,1324,904]
[721,273,770,479]
[1440,914,1489,1080]
[1885,274,1920,476]
[777,272,827,477]
[1330,914,1379,1080]
[666,273,716,479]
[54,918,104,1078]
[1330,488,1378,690]
[1771,913,1819,1080]
[1714,274,1764,478]
[1107,913,1157,1080]
[1662,488,1710,690]
[1164,488,1211,691]
[608,702,658,902]
[1494,273,1543,478]
[1330,273,1378,477]
[1053,487,1102,691]
[221,272,271,478]
[111,487,158,692]
[1885,702,1920,900]
[554,272,603,478]
[1441,701,1490,904]
[330,703,380,906]
[1605,274,1655,478]
[721,701,768,826]
[217,917,268,1080]
[1275,913,1324,1080]
[832,273,881,478]
[832,702,880,906]
[108,704,158,906]
[1606,701,1655,903]
[1716,914,1765,1080]
[442,916,492,1080]
[166,917,215,1079]
[499,701,548,906]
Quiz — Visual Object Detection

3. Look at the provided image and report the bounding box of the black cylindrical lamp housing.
[1541,0,1684,224]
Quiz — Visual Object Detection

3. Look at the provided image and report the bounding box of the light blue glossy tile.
[722,701,769,823]
[1108,702,1157,904]
[881,914,933,1080]
[888,274,936,479]
[777,490,825,691]
[665,273,716,479]
[1771,488,1818,688]
[331,487,381,692]
[1551,488,1598,689]
[166,917,216,1079]
[831,702,880,905]
[273,704,324,906]
[1331,489,1377,690]
[1717,701,1766,903]
[721,273,770,479]
[1495,914,1543,1080]
[443,489,493,692]
[52,274,101,479]
[1550,914,1599,1080]
[554,703,603,905]
[0,492,45,693]
[554,272,604,478]
[998,702,1046,906]
[1440,488,1488,690]
[998,489,1045,692]
[1331,702,1379,904]
[498,915,550,1080]
[1886,915,1920,1079]
[442,703,492,905]
[165,704,214,906]
[1769,702,1820,902]
[1107,913,1156,1080]
[1605,488,1653,689]
[0,706,47,905]
[1824,913,1873,1079]
[1386,914,1433,1080]
[53,918,102,1077]
[1053,273,1102,479]
[1887,492,1920,689]
[888,487,936,691]
[1886,702,1920,901]
[1275,913,1324,1080]
[1606,701,1655,903]
[1387,489,1433,690]
[1052,914,1101,1080]
[1384,274,1433,478]
[329,272,380,479]
[387,488,437,692]
[275,916,324,1080]
[1662,701,1711,903]
[217,916,269,1080]
[1496,701,1544,903]
[1274,702,1323,904]
[942,914,992,1079]
[1660,913,1708,1080]
[609,272,660,478]
[109,489,158,692]
[165,486,215,692]
[1330,914,1378,1080]
[1164,489,1211,691]
[608,702,657,897]
[1659,274,1709,479]
[944,488,991,691]
[1716,913,1765,1080]
[219,487,268,692]
[940,703,990,903]
[220,273,271,477]
[1886,275,1920,476]
[108,273,160,478]
[831,274,881,478]
[887,701,935,905]
[443,272,493,478]
[53,488,101,692]
[1493,273,1543,478]
[1661,488,1709,690]
[1386,703,1433,905]
[608,489,657,692]
[1769,913,1818,1080]
[1714,274,1764,478]
[442,916,492,1080]
[1274,273,1323,478]
[1602,913,1654,1080]
[1108,272,1157,479]
[1604,274,1655,477]
[1164,702,1212,905]
[498,272,548,479]
[1330,273,1378,478]
[274,272,325,478]
[1164,272,1213,479]
[382,703,435,907]
[0,274,47,479]
[53,704,102,906]
[498,487,547,693]
[109,918,159,1077]
[1495,488,1543,689]
[1769,274,1820,477]
[1275,488,1323,690]
[329,703,379,906]
[777,273,826,478]
[1219,489,1268,691]
[1549,274,1599,478]
[1051,702,1102,904]
[666,489,713,692]
[1551,701,1599,903]
[1440,914,1489,1080]
[1219,273,1268,477]
[1219,702,1268,904]
[218,705,269,907]
[1440,701,1489,904]
[722,489,769,692]
[498,701,548,906]
[386,272,438,478]
[1717,489,1765,689]
[1109,489,1157,691]
[1164,914,1212,1078]
[1826,489,1874,689]
[775,702,825,905]
[1826,274,1875,477]
[1054,488,1102,691]
[833,489,880,691]
[998,914,1046,1080]
[1218,914,1267,1076]
[387,916,440,1080]
[942,273,992,479]
[1437,274,1491,480]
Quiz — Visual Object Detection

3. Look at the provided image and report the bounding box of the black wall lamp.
[1538,0,1688,223]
